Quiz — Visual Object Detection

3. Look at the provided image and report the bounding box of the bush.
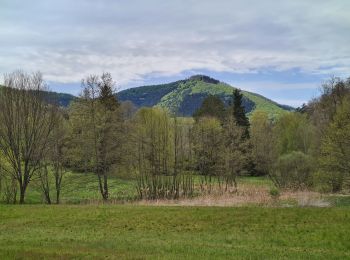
[270,151,314,189]
[1,178,17,204]
[313,170,348,193]
[269,187,280,198]
[136,173,194,200]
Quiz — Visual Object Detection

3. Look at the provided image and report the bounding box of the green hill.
[0,85,76,107]
[118,75,293,118]
[2,75,293,118]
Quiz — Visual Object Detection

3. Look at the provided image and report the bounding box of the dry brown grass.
[280,190,330,207]
[135,183,330,207]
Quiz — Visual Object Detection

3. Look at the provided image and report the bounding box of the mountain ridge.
[1,75,294,118]
[118,75,293,118]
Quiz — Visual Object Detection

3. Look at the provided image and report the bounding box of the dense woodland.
[0,71,349,204]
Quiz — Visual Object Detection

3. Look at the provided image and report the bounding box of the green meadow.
[0,205,349,259]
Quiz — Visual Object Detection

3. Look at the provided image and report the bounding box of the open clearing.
[2,175,350,259]
[0,205,349,259]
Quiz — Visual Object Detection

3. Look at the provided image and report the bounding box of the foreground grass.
[0,205,349,259]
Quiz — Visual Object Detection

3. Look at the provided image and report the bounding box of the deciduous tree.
[0,71,57,203]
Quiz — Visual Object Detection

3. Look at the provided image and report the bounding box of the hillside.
[43,91,77,107]
[118,75,293,118]
[2,76,293,117]
[0,85,76,107]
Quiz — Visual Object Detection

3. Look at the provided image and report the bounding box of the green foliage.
[119,75,290,118]
[269,187,280,198]
[132,107,174,176]
[230,89,250,138]
[118,81,180,107]
[191,117,225,177]
[193,95,226,121]
[242,91,291,119]
[222,116,251,183]
[130,107,196,199]
[67,73,124,200]
[275,112,315,155]
[250,110,276,175]
[272,151,314,189]
[319,97,350,192]
[313,171,345,194]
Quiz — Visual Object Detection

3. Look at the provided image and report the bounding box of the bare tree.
[0,71,57,203]
[51,113,68,204]
[39,110,68,204]
[38,163,52,204]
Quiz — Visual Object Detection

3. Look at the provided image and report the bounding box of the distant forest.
[0,71,349,204]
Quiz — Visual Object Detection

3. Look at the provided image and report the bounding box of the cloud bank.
[1,0,349,95]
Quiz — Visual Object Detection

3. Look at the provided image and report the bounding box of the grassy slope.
[242,91,289,118]
[0,205,349,259]
[118,81,181,107]
[157,80,288,118]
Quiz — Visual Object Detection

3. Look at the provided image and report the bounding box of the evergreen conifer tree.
[231,89,250,139]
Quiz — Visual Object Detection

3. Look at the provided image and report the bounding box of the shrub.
[313,170,348,193]
[269,187,280,198]
[270,151,314,189]
[136,173,194,200]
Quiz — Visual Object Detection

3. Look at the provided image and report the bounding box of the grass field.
[2,175,350,259]
[7,173,349,208]
[20,173,273,204]
[22,171,138,204]
[0,205,349,259]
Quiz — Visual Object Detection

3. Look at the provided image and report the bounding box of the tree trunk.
[19,184,26,204]
[98,174,104,199]
[55,174,62,204]
[103,174,108,200]
[98,174,108,201]
[56,189,60,204]
[45,193,52,204]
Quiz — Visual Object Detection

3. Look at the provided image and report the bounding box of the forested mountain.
[0,85,76,107]
[2,75,293,117]
[118,75,293,118]
[43,91,77,107]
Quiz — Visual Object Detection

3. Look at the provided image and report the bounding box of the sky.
[1,0,349,107]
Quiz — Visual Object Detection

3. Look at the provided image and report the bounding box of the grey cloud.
[0,0,349,85]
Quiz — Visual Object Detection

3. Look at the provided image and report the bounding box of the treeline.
[252,77,350,192]
[0,71,349,204]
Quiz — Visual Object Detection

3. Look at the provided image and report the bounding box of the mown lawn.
[0,205,349,259]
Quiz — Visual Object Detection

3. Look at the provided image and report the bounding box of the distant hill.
[43,91,77,107]
[0,85,76,107]
[118,75,293,118]
[1,76,294,118]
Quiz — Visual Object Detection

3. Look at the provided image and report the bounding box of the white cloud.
[0,0,349,87]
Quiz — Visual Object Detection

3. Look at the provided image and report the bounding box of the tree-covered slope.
[118,75,293,118]
[0,85,76,107]
[2,75,293,117]
[42,91,77,107]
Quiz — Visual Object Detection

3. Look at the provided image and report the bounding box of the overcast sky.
[1,0,349,106]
